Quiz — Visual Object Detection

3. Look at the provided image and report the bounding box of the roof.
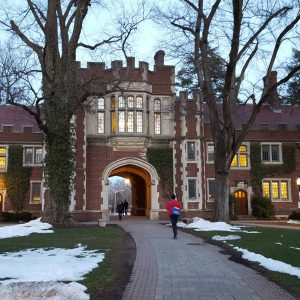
[203,104,300,131]
[0,105,41,132]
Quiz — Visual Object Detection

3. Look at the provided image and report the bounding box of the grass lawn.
[182,226,300,297]
[0,226,134,300]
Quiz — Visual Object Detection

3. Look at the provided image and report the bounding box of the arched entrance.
[233,189,248,215]
[101,158,160,220]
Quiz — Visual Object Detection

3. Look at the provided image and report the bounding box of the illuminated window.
[0,146,7,171]
[188,179,196,199]
[136,111,143,133]
[262,179,290,201]
[187,142,196,161]
[118,111,125,132]
[128,111,134,133]
[111,111,116,133]
[111,96,116,109]
[261,144,282,163]
[231,144,249,168]
[154,113,161,134]
[207,143,214,163]
[136,96,143,109]
[128,96,134,108]
[207,179,216,201]
[24,146,43,165]
[30,182,42,204]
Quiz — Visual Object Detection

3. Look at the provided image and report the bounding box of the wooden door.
[234,190,248,215]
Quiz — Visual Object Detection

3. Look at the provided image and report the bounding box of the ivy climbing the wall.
[146,147,173,199]
[250,144,296,195]
[4,145,32,211]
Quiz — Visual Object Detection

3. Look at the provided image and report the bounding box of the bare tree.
[155,0,300,222]
[0,0,148,226]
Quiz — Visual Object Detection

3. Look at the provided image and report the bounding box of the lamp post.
[114,189,124,213]
[297,177,300,208]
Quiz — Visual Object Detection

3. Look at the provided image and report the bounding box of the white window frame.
[260,142,283,164]
[206,142,214,164]
[186,141,197,162]
[230,142,251,170]
[187,178,197,200]
[23,145,43,166]
[0,145,8,172]
[262,178,292,202]
[30,181,42,204]
[207,178,216,202]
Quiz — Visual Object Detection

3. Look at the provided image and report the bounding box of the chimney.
[263,71,281,112]
[154,50,165,66]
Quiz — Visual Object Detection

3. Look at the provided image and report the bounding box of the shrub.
[251,196,275,219]
[289,211,300,220]
[0,211,32,222]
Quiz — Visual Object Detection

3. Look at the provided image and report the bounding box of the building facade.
[0,51,300,221]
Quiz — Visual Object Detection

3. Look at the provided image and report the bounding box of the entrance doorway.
[233,189,248,215]
[109,164,151,217]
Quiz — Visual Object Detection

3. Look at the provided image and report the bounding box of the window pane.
[154,99,161,111]
[272,181,279,199]
[239,145,247,152]
[136,96,143,109]
[239,154,248,167]
[146,112,149,134]
[188,180,196,199]
[31,183,41,203]
[35,148,43,164]
[127,111,134,133]
[271,145,280,162]
[111,96,116,109]
[97,112,105,134]
[187,142,195,160]
[208,180,216,200]
[136,111,143,133]
[280,181,288,199]
[0,157,6,169]
[25,148,33,164]
[97,98,104,110]
[261,145,270,161]
[154,113,161,134]
[262,181,270,198]
[111,111,116,133]
[118,96,125,108]
[118,111,125,132]
[128,96,134,108]
[207,144,214,162]
[0,147,6,154]
[231,155,238,167]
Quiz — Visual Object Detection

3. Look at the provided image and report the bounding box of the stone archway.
[101,158,160,220]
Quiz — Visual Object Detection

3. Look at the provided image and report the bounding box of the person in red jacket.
[166,194,182,239]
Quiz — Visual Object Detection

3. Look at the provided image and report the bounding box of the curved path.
[116,219,296,300]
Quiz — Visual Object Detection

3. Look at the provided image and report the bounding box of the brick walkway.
[117,220,297,300]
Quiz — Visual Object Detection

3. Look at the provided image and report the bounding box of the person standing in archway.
[166,194,182,239]
[117,201,124,220]
[123,199,128,215]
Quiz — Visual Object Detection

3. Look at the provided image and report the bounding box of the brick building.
[0,51,300,221]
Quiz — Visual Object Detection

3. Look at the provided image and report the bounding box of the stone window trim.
[262,178,292,202]
[23,145,43,166]
[0,145,8,172]
[207,178,216,202]
[30,181,42,204]
[230,142,251,170]
[260,142,283,164]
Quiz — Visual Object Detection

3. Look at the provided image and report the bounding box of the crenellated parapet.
[76,51,175,96]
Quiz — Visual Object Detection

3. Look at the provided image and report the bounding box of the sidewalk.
[118,220,297,300]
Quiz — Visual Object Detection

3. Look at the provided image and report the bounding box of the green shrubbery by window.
[0,211,32,222]
[251,196,275,219]
[288,211,300,220]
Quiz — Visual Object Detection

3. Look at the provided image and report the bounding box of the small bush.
[251,196,275,219]
[0,211,32,222]
[289,211,300,220]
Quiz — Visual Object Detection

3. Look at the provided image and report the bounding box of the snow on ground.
[0,220,105,299]
[212,235,241,241]
[287,219,300,224]
[233,246,300,279]
[0,218,53,239]
[290,246,300,251]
